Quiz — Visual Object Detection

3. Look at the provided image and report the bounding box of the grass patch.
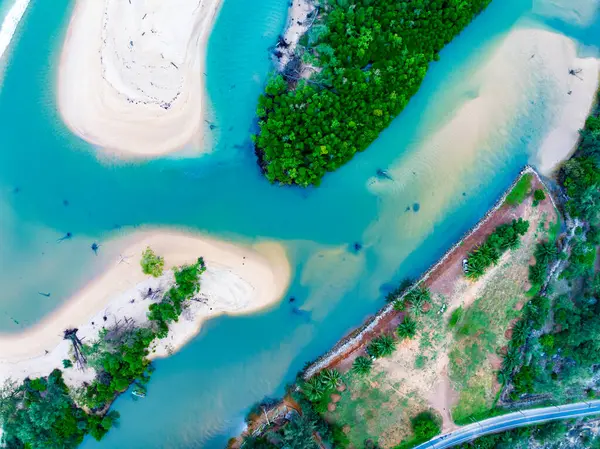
[448,306,464,329]
[415,355,427,370]
[505,173,533,206]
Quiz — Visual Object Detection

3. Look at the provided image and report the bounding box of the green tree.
[352,356,373,376]
[397,315,417,339]
[367,334,397,359]
[140,247,165,277]
[281,414,319,449]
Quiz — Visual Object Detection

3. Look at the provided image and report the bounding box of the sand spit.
[277,0,315,70]
[57,0,221,158]
[0,231,291,389]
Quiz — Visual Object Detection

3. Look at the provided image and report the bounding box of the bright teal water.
[0,0,598,447]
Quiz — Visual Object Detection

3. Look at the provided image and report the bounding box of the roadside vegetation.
[254,0,493,186]
[501,95,600,410]
[0,254,206,448]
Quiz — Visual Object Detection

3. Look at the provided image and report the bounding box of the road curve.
[413,400,600,449]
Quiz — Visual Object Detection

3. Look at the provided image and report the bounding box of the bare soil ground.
[325,176,559,448]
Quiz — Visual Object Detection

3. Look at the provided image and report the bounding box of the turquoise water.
[0,0,598,447]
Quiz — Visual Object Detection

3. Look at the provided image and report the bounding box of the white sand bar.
[57,0,221,157]
[0,231,290,389]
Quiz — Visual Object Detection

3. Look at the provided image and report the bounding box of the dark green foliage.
[385,278,413,303]
[319,368,342,391]
[448,306,463,329]
[300,368,342,403]
[148,258,206,338]
[411,411,441,441]
[404,286,431,312]
[0,370,118,449]
[2,258,207,448]
[351,356,372,376]
[560,235,596,280]
[254,0,493,186]
[396,315,417,339]
[505,173,533,206]
[560,95,600,223]
[241,436,278,449]
[62,359,73,369]
[465,219,529,279]
[533,189,546,206]
[367,333,397,359]
[280,413,319,449]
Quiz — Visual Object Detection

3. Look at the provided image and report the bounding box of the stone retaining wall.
[303,165,542,379]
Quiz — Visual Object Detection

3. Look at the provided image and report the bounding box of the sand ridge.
[0,230,291,390]
[57,0,222,158]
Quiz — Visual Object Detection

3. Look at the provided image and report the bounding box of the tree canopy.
[255,0,493,186]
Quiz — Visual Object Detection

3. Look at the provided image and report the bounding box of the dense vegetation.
[396,411,442,449]
[503,96,600,405]
[465,218,529,279]
[254,0,493,186]
[454,420,600,449]
[0,370,118,449]
[560,99,600,223]
[0,256,206,448]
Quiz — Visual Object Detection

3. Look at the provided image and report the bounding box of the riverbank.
[0,230,291,390]
[57,0,221,158]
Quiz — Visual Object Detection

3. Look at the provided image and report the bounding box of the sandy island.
[57,0,221,158]
[0,231,290,390]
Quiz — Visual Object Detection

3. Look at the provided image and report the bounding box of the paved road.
[413,400,600,449]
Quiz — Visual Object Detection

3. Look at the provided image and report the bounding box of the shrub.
[448,306,464,329]
[140,247,165,277]
[62,359,73,369]
[533,189,546,206]
[411,411,442,442]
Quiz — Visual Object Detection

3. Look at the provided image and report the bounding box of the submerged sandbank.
[0,231,290,388]
[57,0,221,158]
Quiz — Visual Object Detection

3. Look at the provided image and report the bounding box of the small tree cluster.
[140,246,165,278]
[465,218,530,279]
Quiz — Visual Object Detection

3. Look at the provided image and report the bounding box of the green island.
[254,0,492,186]
[233,95,600,448]
[0,256,206,449]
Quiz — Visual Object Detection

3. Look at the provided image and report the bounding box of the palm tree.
[465,255,485,279]
[535,241,557,264]
[319,368,341,391]
[301,377,324,402]
[406,286,430,312]
[352,356,373,376]
[397,316,417,339]
[367,334,397,358]
[529,262,546,286]
[477,243,500,265]
[393,298,406,311]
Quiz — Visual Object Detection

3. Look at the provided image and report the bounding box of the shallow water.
[0,0,598,447]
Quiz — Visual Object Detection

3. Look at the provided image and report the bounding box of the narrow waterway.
[0,0,597,447]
